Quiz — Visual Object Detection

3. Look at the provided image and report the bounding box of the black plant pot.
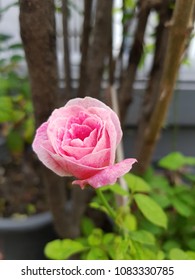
[0,212,57,260]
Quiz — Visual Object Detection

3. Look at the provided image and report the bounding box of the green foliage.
[45,239,87,260]
[0,33,35,157]
[134,194,167,228]
[44,152,195,260]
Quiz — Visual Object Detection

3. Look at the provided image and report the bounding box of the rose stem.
[96,188,116,221]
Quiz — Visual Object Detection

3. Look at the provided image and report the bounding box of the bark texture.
[135,0,195,175]
[119,1,150,123]
[84,0,113,98]
[19,0,90,238]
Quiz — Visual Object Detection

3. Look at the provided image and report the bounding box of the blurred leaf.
[44,239,87,260]
[134,194,167,228]
[187,239,195,251]
[0,33,12,42]
[6,130,24,155]
[158,152,185,170]
[124,173,151,193]
[159,152,195,170]
[103,233,115,245]
[81,217,95,237]
[87,229,103,246]
[8,43,23,50]
[169,248,189,260]
[129,230,155,245]
[89,201,109,216]
[0,96,13,121]
[186,251,195,260]
[172,197,192,217]
[86,247,108,260]
[101,182,129,196]
[122,213,137,231]
[10,55,24,63]
[151,193,171,208]
[23,117,35,143]
[12,110,25,123]
[163,240,181,252]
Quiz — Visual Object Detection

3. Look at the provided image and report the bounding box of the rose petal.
[66,97,122,145]
[44,147,105,179]
[32,123,71,176]
[61,145,93,160]
[79,148,111,168]
[73,158,137,189]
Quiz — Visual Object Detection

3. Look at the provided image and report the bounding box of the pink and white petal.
[32,123,70,176]
[83,128,98,147]
[79,148,111,168]
[92,126,110,153]
[65,96,110,111]
[88,106,122,146]
[45,149,105,180]
[60,145,93,160]
[65,97,122,146]
[73,158,137,189]
[48,105,84,121]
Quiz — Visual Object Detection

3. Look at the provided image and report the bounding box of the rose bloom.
[32,97,137,188]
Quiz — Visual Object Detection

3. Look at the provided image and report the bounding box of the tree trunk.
[62,0,72,99]
[19,0,59,127]
[78,0,93,97]
[85,0,113,98]
[135,0,172,154]
[19,0,89,238]
[119,1,150,124]
[134,0,195,175]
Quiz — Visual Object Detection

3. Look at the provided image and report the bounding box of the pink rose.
[32,97,137,188]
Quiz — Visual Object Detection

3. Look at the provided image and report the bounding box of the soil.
[0,152,49,218]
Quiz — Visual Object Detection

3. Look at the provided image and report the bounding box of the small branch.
[62,0,72,99]
[85,0,113,98]
[96,188,116,221]
[135,0,195,175]
[78,0,93,97]
[119,1,150,124]
[106,86,129,207]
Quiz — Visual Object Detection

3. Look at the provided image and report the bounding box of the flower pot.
[0,211,57,260]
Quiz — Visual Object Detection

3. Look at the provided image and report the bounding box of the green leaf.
[10,55,24,63]
[134,194,167,228]
[0,33,12,42]
[81,217,95,236]
[86,247,108,260]
[101,182,129,196]
[124,173,151,193]
[8,43,23,50]
[151,193,171,209]
[6,130,24,155]
[169,248,189,260]
[12,110,25,123]
[171,197,192,217]
[122,213,137,231]
[129,230,155,245]
[44,239,87,260]
[23,117,35,143]
[88,229,103,246]
[0,96,13,122]
[158,152,195,170]
[186,251,195,260]
[158,152,185,170]
[89,201,109,216]
[187,239,195,251]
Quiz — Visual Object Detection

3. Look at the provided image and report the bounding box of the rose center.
[69,123,92,141]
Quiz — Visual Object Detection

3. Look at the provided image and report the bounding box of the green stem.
[96,188,116,221]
